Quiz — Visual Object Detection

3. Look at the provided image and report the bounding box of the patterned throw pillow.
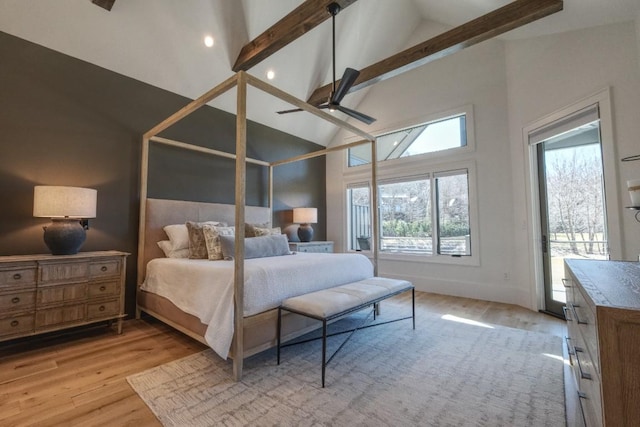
[202,225,236,260]
[186,221,227,259]
[244,222,271,237]
[253,226,281,237]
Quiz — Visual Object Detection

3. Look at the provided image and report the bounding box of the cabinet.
[288,241,334,253]
[0,251,128,342]
[564,259,640,426]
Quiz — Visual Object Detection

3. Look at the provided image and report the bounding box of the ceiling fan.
[277,2,376,125]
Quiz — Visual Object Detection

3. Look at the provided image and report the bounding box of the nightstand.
[0,250,129,342]
[288,241,334,253]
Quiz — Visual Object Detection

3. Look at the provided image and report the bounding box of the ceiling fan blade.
[331,68,360,104]
[276,108,304,114]
[277,104,329,115]
[336,105,376,125]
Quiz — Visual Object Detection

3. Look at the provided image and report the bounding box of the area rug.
[127,300,565,426]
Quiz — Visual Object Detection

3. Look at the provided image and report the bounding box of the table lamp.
[293,207,317,242]
[33,186,97,255]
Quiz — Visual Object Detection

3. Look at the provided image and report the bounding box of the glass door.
[536,119,608,316]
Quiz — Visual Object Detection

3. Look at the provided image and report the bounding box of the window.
[435,171,470,256]
[377,170,470,256]
[379,178,432,254]
[344,107,476,262]
[346,185,371,251]
[348,114,467,167]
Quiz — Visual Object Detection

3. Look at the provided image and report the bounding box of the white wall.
[506,21,640,308]
[327,21,528,306]
[327,20,640,311]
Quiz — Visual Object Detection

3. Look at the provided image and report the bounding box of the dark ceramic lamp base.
[297,224,314,242]
[43,218,86,255]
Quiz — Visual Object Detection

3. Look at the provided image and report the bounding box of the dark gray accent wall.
[0,31,326,317]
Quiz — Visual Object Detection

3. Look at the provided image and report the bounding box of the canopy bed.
[137,71,380,380]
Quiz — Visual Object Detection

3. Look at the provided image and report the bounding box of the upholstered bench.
[277,277,414,387]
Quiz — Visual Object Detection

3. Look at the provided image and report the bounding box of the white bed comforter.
[141,252,374,359]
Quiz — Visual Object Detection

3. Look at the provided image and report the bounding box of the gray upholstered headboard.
[139,198,271,281]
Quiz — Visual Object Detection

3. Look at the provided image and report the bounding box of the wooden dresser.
[0,251,128,342]
[564,259,640,426]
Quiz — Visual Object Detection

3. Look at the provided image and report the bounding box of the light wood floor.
[0,292,566,426]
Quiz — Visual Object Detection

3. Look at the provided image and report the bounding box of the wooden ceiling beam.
[307,0,563,106]
[91,0,116,11]
[232,0,357,72]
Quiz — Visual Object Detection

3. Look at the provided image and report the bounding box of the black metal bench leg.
[277,307,282,365]
[322,319,327,388]
[412,288,415,329]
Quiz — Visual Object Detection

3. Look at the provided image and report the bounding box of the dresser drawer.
[577,366,603,427]
[301,245,331,253]
[40,261,89,284]
[37,283,88,305]
[570,287,599,374]
[0,290,36,312]
[89,259,121,278]
[87,299,120,319]
[88,280,120,298]
[0,313,35,337]
[36,303,85,329]
[0,265,37,289]
[290,242,334,253]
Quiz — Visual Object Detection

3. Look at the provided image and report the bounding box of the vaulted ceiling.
[1,0,638,146]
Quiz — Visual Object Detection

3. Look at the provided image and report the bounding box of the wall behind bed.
[0,31,326,318]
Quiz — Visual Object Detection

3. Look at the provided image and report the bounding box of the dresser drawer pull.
[562,306,572,322]
[13,273,22,280]
[561,278,571,288]
[11,320,19,327]
[568,303,588,325]
[574,347,592,380]
[100,266,108,272]
[99,286,106,292]
[99,305,106,312]
[564,336,575,357]
[11,297,20,304]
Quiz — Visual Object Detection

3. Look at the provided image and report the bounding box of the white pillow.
[157,240,190,258]
[163,224,190,250]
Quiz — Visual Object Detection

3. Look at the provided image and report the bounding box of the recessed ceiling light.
[266,70,275,80]
[204,35,214,47]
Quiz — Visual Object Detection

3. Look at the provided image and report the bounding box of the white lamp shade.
[293,207,317,224]
[33,186,97,218]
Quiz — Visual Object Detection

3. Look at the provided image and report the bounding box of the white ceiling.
[1,0,639,146]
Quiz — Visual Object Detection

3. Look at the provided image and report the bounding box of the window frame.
[342,106,479,266]
[344,105,475,173]
[346,182,372,252]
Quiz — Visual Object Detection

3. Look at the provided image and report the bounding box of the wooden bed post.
[233,71,248,381]
[370,138,379,276]
[268,165,274,213]
[136,136,150,318]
